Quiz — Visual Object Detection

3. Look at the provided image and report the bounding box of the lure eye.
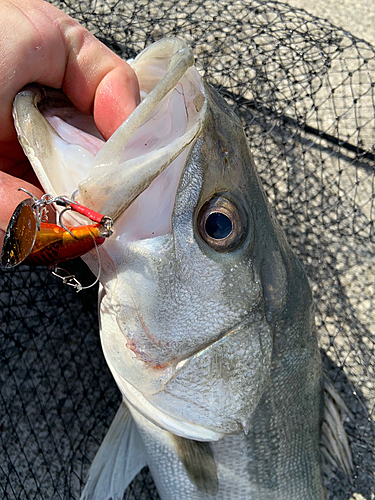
[197,194,246,252]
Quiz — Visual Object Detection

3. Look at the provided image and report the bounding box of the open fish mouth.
[12,38,207,228]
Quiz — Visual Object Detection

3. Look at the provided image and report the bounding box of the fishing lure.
[1,189,113,291]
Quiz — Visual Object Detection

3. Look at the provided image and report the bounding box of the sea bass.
[13,38,328,499]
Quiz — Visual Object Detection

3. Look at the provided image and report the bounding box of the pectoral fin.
[80,400,147,500]
[173,435,219,496]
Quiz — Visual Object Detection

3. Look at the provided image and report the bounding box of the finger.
[92,64,140,138]
[0,0,140,145]
[0,140,43,189]
[58,14,140,139]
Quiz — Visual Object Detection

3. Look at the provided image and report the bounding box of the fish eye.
[197,194,246,252]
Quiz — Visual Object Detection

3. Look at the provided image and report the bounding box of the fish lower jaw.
[111,366,225,442]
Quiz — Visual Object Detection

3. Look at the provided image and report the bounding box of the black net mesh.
[1,0,374,499]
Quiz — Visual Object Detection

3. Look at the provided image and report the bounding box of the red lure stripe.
[69,202,105,223]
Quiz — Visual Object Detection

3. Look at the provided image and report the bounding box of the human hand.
[0,0,140,244]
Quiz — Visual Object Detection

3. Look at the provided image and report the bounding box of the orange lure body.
[24,223,106,267]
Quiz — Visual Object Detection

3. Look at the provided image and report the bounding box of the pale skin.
[0,0,140,245]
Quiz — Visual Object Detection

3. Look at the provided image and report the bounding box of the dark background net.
[1,1,374,499]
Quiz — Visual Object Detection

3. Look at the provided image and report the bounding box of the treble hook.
[58,207,76,238]
[18,187,38,201]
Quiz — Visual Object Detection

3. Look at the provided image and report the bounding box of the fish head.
[12,38,313,442]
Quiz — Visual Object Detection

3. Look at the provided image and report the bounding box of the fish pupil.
[205,212,232,239]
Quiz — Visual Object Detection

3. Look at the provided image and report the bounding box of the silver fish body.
[12,38,325,499]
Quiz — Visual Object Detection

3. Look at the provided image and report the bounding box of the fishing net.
[1,0,374,498]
